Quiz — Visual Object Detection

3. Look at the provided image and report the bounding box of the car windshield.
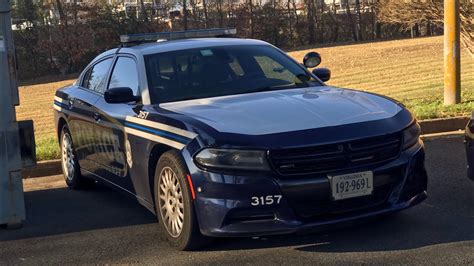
[144,45,321,103]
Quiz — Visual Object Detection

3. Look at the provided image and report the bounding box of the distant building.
[324,0,375,14]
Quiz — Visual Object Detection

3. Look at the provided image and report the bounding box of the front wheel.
[154,150,210,250]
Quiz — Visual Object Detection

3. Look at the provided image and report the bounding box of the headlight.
[402,123,421,149]
[194,149,270,171]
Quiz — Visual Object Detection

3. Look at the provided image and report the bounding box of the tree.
[378,0,473,55]
[139,0,148,22]
[344,0,358,41]
[182,0,188,30]
[354,0,362,40]
[327,0,340,41]
[306,0,316,44]
[55,0,65,24]
[202,0,209,28]
[248,0,254,37]
[13,0,39,27]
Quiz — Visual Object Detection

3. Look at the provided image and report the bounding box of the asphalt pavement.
[0,135,473,265]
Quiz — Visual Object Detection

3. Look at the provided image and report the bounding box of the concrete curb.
[418,116,469,135]
[22,160,62,179]
[22,116,470,179]
[421,130,464,140]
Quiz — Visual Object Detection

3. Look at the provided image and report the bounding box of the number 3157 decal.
[138,111,150,119]
[251,195,283,206]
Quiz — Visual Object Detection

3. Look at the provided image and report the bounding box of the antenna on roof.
[120,28,237,44]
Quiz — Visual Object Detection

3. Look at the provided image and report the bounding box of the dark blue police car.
[54,28,428,250]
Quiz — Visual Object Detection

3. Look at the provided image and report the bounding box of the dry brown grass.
[16,79,76,160]
[16,36,473,160]
[17,79,76,138]
[288,36,473,102]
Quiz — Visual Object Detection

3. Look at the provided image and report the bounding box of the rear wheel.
[60,125,94,189]
[154,150,209,250]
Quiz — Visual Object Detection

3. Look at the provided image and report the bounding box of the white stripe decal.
[54,103,192,149]
[125,127,185,150]
[125,116,197,139]
[54,96,67,103]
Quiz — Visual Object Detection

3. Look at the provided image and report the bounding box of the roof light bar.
[120,28,237,44]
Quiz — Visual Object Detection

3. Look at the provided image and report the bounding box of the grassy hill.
[16,36,473,161]
[289,36,473,119]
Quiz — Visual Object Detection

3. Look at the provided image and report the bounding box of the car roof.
[91,38,269,64]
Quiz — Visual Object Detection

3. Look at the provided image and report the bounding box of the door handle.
[94,113,102,122]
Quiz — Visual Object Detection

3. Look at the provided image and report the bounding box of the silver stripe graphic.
[126,116,197,139]
[125,127,185,150]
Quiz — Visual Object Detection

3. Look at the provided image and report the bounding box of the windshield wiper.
[247,84,307,94]
[246,86,278,93]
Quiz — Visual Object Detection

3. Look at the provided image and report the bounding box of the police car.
[54,28,428,250]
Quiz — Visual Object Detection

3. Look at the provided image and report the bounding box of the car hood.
[159,86,402,135]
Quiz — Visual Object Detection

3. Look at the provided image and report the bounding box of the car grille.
[269,133,402,176]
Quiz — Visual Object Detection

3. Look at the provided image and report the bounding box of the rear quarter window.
[82,58,113,94]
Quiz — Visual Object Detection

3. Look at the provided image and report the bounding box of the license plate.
[328,171,373,201]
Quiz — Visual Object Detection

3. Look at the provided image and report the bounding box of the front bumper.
[189,142,428,237]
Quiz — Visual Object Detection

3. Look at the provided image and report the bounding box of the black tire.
[60,125,94,189]
[154,150,210,250]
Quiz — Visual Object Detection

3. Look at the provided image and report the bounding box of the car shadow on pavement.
[0,184,156,242]
[202,201,473,253]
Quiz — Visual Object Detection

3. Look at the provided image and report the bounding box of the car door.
[68,57,114,175]
[92,55,142,191]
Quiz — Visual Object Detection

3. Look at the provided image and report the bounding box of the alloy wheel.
[158,167,185,238]
[61,132,75,182]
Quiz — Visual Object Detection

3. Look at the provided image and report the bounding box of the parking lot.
[0,135,473,264]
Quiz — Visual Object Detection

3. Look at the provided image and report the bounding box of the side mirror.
[105,87,139,104]
[303,52,322,68]
[312,68,331,82]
